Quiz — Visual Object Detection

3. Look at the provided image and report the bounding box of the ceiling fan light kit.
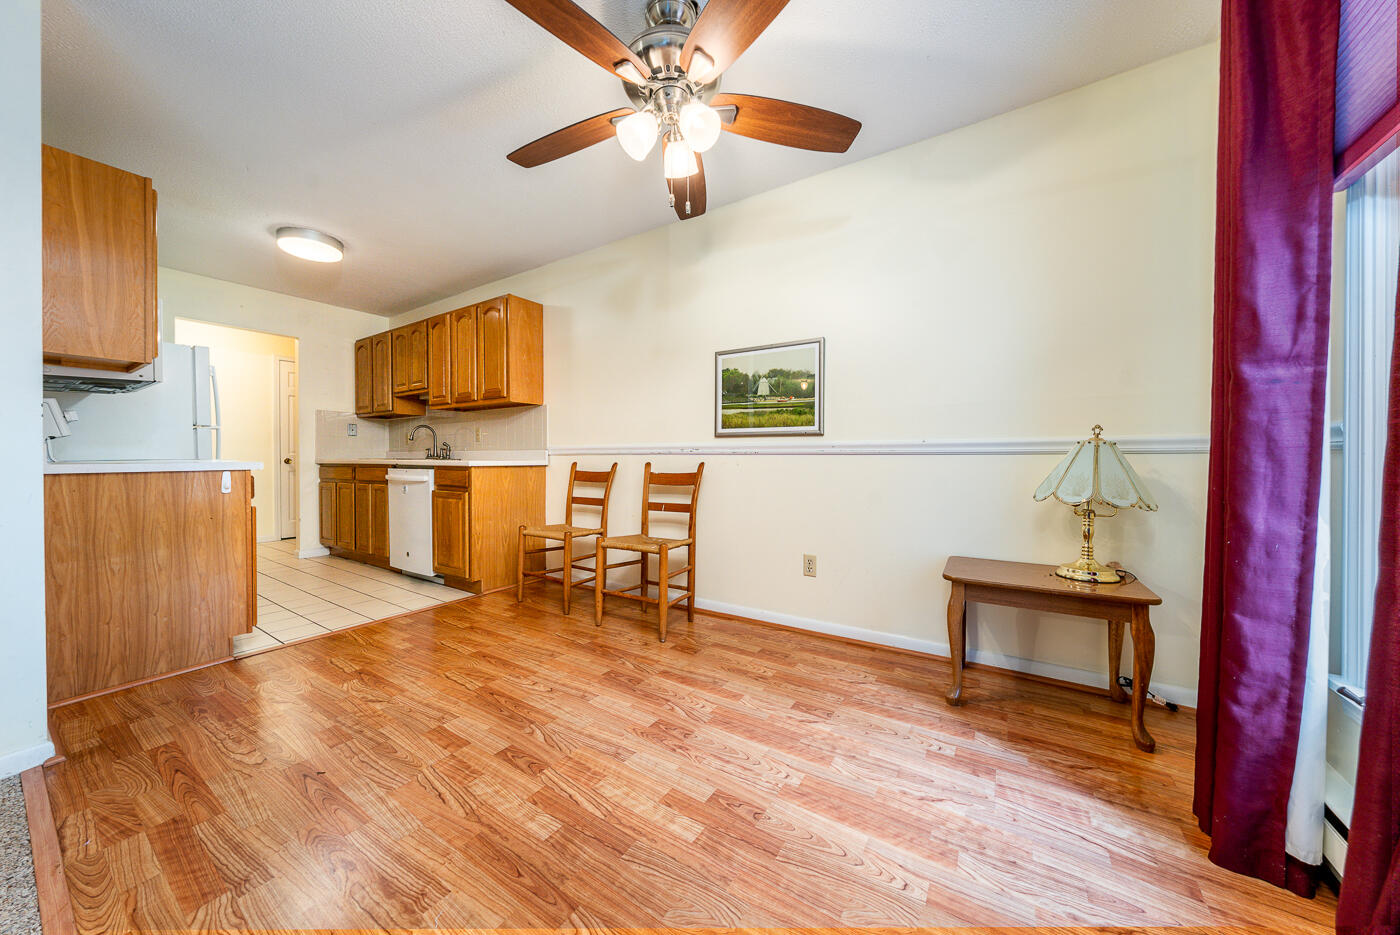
[504,0,861,220]
[662,133,699,179]
[616,109,660,160]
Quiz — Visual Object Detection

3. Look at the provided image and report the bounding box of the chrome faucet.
[407,423,440,459]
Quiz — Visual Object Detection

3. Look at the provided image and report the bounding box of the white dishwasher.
[386,468,438,579]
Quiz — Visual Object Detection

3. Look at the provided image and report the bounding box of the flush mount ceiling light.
[504,0,862,222]
[275,227,344,263]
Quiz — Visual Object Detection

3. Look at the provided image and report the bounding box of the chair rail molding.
[551,425,1343,459]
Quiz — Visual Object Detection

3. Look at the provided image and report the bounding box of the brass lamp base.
[1054,557,1122,584]
[1053,506,1122,585]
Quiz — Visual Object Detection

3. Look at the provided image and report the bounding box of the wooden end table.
[942,555,1163,752]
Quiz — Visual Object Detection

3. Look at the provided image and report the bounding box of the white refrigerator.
[48,343,221,461]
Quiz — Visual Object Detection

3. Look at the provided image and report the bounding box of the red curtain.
[1195,0,1339,896]
[1336,267,1400,934]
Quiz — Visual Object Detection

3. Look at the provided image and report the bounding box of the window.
[1336,146,1400,701]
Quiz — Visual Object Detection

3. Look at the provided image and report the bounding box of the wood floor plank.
[38,588,1338,933]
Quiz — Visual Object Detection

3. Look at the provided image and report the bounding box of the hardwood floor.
[42,590,1337,933]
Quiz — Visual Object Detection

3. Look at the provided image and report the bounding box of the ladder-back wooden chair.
[594,462,704,642]
[517,462,617,614]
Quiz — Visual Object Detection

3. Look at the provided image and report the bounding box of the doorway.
[276,357,299,539]
[173,318,299,542]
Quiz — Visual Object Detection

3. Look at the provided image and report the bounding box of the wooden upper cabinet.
[42,145,158,372]
[359,294,539,416]
[449,305,478,406]
[477,297,509,402]
[416,295,540,411]
[371,332,393,413]
[362,330,424,419]
[392,320,428,395]
[354,338,373,416]
[426,313,451,407]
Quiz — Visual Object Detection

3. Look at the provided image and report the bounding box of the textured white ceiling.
[42,0,1220,314]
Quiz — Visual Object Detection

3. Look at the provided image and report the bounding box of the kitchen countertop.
[44,459,263,475]
[318,450,548,468]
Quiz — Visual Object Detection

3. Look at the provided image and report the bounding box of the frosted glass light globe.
[616,110,659,161]
[679,101,721,153]
[662,137,698,179]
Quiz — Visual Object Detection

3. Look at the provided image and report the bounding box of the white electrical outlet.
[347,423,357,436]
[803,554,817,577]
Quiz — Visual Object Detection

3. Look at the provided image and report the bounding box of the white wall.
[397,44,1221,703]
[0,0,53,776]
[159,268,386,556]
[174,319,297,541]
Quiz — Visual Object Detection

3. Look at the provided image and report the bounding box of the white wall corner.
[0,739,56,780]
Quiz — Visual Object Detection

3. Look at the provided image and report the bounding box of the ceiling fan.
[504,0,862,221]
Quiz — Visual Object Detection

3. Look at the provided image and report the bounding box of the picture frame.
[715,338,825,437]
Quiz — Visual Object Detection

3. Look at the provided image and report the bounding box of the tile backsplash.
[315,406,546,462]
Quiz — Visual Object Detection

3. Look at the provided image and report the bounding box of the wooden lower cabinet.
[320,465,389,563]
[354,481,390,559]
[44,469,255,706]
[319,480,337,547]
[334,480,355,550]
[370,483,389,558]
[320,462,542,592]
[432,488,469,579]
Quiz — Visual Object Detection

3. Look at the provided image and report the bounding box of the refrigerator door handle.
[209,365,222,460]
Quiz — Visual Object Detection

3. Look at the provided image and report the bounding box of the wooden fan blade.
[710,93,861,152]
[667,153,707,220]
[503,0,651,83]
[508,108,633,167]
[680,0,790,82]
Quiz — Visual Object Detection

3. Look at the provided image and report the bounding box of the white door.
[277,357,299,539]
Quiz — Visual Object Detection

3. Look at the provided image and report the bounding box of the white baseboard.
[298,546,330,559]
[0,739,56,779]
[1324,823,1348,877]
[695,597,1198,708]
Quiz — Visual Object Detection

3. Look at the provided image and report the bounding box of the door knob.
[283,458,293,464]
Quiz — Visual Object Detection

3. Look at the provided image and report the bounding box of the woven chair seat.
[598,533,692,554]
[522,523,603,540]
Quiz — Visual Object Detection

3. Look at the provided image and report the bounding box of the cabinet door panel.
[432,489,468,578]
[406,319,428,391]
[43,146,157,370]
[426,313,451,406]
[477,297,509,401]
[319,482,337,547]
[353,482,372,553]
[354,338,373,415]
[335,481,355,550]
[370,483,389,559]
[371,332,393,413]
[391,327,411,394]
[450,306,478,405]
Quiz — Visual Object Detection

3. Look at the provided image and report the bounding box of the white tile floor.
[233,539,473,656]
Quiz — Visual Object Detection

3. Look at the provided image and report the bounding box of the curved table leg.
[1130,606,1156,752]
[946,582,967,705]
[1108,620,1128,703]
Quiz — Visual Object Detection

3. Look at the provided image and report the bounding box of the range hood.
[42,355,162,394]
